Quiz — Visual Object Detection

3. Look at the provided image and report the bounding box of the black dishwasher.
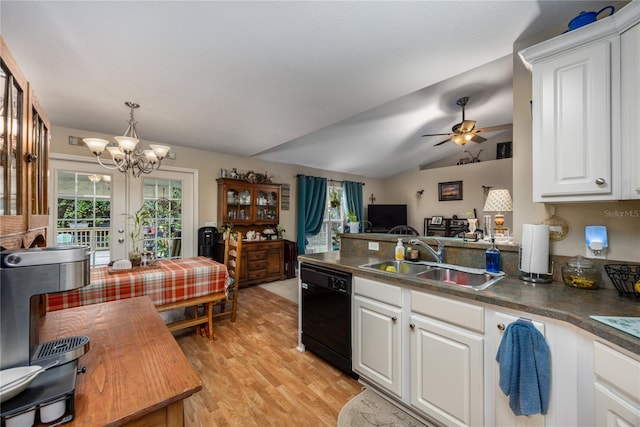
[301,263,357,378]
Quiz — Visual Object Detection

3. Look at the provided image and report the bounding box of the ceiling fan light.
[464,133,473,141]
[452,134,466,145]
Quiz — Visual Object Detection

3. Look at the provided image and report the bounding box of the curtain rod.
[294,175,365,186]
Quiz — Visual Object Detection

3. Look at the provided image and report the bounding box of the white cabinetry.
[410,291,484,427]
[593,341,640,426]
[491,312,547,427]
[353,277,403,398]
[519,3,639,202]
[621,19,640,199]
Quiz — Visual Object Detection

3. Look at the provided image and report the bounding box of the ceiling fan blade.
[471,134,486,143]
[421,132,452,137]
[476,123,512,133]
[434,138,452,146]
[460,120,476,133]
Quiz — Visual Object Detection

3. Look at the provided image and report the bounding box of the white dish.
[0,366,44,403]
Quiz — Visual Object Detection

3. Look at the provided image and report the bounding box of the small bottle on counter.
[485,237,500,273]
[395,238,405,261]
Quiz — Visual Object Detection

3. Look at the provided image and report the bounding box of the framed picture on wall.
[438,181,463,201]
[496,141,512,159]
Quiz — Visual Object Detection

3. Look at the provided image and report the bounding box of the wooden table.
[40,297,202,426]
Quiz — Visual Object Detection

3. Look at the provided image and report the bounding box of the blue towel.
[495,319,551,416]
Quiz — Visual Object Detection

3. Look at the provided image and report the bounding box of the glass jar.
[561,256,600,289]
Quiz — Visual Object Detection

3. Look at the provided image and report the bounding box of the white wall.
[50,126,386,244]
[383,159,512,234]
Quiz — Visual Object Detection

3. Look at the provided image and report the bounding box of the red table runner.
[47,256,229,312]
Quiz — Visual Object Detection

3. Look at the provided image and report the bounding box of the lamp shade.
[483,189,513,212]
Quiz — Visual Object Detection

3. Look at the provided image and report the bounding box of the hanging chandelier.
[83,102,171,178]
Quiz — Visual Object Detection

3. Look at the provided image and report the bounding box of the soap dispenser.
[395,238,405,261]
[485,237,500,273]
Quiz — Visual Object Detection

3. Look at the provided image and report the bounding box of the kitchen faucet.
[408,238,445,263]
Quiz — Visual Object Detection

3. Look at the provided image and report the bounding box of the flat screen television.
[367,204,407,231]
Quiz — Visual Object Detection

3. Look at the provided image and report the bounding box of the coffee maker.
[1,246,91,425]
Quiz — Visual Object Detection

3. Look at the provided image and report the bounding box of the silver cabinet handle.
[497,323,505,331]
[409,323,415,330]
[117,237,125,244]
[595,178,605,185]
[391,316,397,322]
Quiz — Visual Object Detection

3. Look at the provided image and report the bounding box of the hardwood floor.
[174,284,362,426]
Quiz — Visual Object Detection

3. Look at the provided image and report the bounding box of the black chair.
[387,225,420,236]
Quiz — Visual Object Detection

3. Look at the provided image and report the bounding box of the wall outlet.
[368,241,379,251]
[204,221,217,227]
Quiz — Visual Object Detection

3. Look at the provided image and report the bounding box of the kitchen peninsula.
[299,233,640,426]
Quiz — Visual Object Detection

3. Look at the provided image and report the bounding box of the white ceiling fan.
[422,96,512,146]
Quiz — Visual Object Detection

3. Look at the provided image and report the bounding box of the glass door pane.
[142,178,183,260]
[56,171,112,266]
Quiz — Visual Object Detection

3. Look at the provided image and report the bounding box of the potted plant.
[329,189,341,208]
[219,222,233,239]
[276,224,286,239]
[124,205,152,267]
[346,209,359,234]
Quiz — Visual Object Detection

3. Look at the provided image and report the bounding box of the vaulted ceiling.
[1,1,627,178]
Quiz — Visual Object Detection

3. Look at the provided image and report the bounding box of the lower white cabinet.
[491,311,547,427]
[410,313,484,426]
[353,277,403,398]
[593,341,640,426]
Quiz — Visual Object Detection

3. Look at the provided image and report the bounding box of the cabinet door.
[493,312,546,427]
[0,42,28,243]
[410,313,484,427]
[353,294,403,397]
[594,382,640,426]
[266,244,283,277]
[27,89,50,231]
[532,36,619,201]
[621,22,640,199]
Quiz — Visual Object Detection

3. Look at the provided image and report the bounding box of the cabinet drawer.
[248,260,268,270]
[594,341,640,400]
[411,290,484,333]
[247,250,267,261]
[248,269,267,280]
[259,242,282,250]
[354,277,402,307]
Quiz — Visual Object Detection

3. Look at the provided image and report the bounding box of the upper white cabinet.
[519,2,640,202]
[621,19,640,199]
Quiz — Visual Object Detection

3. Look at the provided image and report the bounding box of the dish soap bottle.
[485,237,500,273]
[395,238,405,261]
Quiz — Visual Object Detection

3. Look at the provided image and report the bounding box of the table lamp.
[482,189,513,237]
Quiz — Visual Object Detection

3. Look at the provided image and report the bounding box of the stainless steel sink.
[417,268,500,290]
[360,260,434,275]
[359,260,504,290]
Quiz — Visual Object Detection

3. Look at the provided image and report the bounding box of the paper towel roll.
[521,224,550,274]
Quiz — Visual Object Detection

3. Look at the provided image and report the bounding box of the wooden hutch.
[216,177,285,286]
[1,37,50,250]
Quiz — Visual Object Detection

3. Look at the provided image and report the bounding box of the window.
[141,178,183,260]
[56,172,112,266]
[305,185,344,254]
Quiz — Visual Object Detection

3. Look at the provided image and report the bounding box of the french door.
[49,154,196,266]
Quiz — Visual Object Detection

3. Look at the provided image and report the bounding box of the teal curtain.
[296,175,327,254]
[344,181,364,224]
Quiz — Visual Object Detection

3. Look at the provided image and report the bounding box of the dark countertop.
[299,251,640,356]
